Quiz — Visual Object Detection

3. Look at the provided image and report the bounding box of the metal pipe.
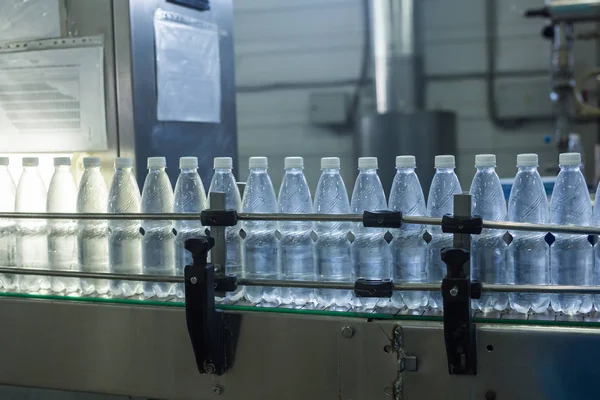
[0,212,200,221]
[4,267,600,295]
[2,212,600,236]
[371,0,422,113]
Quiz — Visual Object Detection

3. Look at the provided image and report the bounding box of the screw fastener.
[450,286,459,297]
[190,277,198,284]
[341,325,355,338]
[213,385,223,395]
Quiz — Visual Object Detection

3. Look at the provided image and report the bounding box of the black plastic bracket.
[184,237,239,376]
[441,247,481,376]
[215,275,238,293]
[362,210,402,228]
[441,214,483,235]
[354,279,394,298]
[200,210,238,227]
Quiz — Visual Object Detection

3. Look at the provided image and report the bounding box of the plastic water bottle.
[108,157,142,297]
[470,154,508,312]
[174,157,207,299]
[389,156,428,309]
[427,155,462,309]
[351,157,391,308]
[141,157,175,298]
[242,157,279,304]
[278,157,315,305]
[507,153,550,313]
[16,157,48,292]
[208,157,243,302]
[0,157,17,290]
[313,157,353,307]
[77,157,109,295]
[550,152,593,315]
[47,157,78,294]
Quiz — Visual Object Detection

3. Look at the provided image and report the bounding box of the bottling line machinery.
[1,192,600,400]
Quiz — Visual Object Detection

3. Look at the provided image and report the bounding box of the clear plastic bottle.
[350,157,391,308]
[242,157,279,304]
[313,157,353,307]
[389,156,428,310]
[427,155,462,309]
[550,152,593,315]
[16,157,48,292]
[174,156,207,299]
[141,157,175,298]
[208,157,243,302]
[47,157,78,294]
[108,157,142,297]
[470,154,508,312]
[77,157,109,295]
[507,154,550,313]
[278,157,315,305]
[0,157,17,290]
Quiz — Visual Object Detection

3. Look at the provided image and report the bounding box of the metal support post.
[441,193,481,375]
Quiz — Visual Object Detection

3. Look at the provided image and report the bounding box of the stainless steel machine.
[356,0,456,193]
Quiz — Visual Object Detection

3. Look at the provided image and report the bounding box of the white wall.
[233,0,598,192]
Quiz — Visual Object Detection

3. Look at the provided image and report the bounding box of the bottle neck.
[517,165,538,173]
[396,167,415,174]
[215,167,232,173]
[179,167,197,173]
[476,166,496,173]
[560,164,581,172]
[435,167,455,174]
[321,168,340,174]
[285,167,303,174]
[115,167,133,173]
[358,168,377,174]
[148,167,166,173]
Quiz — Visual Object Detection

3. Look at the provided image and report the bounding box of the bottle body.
[426,167,462,308]
[350,167,390,308]
[278,166,315,305]
[550,164,593,315]
[47,165,79,293]
[0,165,16,290]
[313,166,353,307]
[174,167,207,299]
[470,166,508,312]
[16,164,48,292]
[506,164,550,313]
[77,164,109,295]
[242,165,279,304]
[389,167,428,309]
[141,165,175,298]
[108,165,142,297]
[208,167,243,301]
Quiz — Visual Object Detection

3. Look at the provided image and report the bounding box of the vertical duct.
[370,0,423,114]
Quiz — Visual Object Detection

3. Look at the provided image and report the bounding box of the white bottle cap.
[22,157,39,167]
[358,157,378,169]
[396,155,416,168]
[115,157,133,168]
[475,154,496,167]
[180,156,198,169]
[435,155,455,168]
[54,157,71,166]
[285,157,303,169]
[249,156,268,169]
[83,157,101,167]
[214,157,233,169]
[321,157,340,169]
[148,157,166,168]
[516,153,538,167]
[0,157,9,166]
[559,152,581,166]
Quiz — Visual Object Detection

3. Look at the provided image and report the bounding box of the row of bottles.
[238,152,600,315]
[0,152,597,315]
